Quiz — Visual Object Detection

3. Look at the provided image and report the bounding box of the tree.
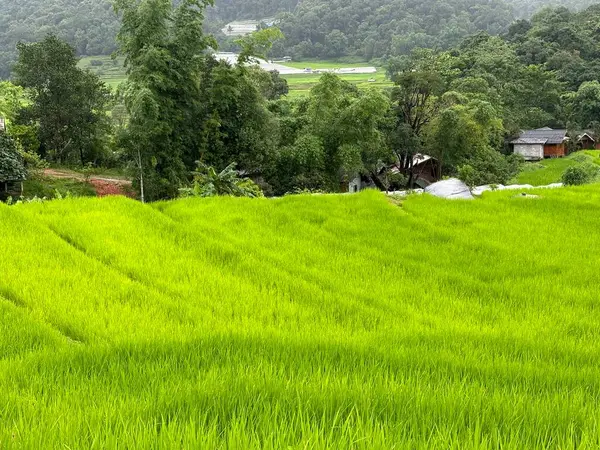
[388,53,448,185]
[570,81,600,129]
[267,74,392,194]
[114,0,214,201]
[0,133,26,183]
[0,82,25,124]
[13,35,111,165]
[246,68,289,100]
[272,134,326,194]
[197,57,278,181]
[426,97,519,185]
[236,28,284,65]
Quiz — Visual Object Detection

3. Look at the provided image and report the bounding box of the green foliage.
[0,82,25,123]
[236,28,284,64]
[272,134,326,193]
[13,36,112,165]
[426,96,516,185]
[562,162,600,185]
[0,133,26,182]
[267,74,392,194]
[179,162,263,198]
[459,151,524,186]
[277,0,515,60]
[517,151,600,185]
[247,67,289,100]
[569,81,600,129]
[198,58,278,177]
[114,0,215,201]
[457,164,478,188]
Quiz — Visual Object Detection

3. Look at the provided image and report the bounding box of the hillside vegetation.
[517,151,600,185]
[2,189,600,447]
[0,0,598,77]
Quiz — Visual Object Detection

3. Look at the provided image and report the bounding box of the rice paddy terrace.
[2,188,600,448]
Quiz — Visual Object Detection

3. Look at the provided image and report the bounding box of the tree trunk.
[369,171,387,191]
[137,148,145,204]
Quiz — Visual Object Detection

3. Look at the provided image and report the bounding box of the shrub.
[457,164,477,188]
[179,162,264,198]
[571,153,590,163]
[457,150,524,187]
[0,133,26,182]
[562,163,600,186]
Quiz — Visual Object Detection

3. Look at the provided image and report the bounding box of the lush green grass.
[284,69,392,96]
[516,150,600,185]
[22,175,97,199]
[282,59,372,70]
[79,56,127,90]
[3,188,600,447]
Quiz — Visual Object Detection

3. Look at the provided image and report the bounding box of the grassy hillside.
[2,189,600,447]
[284,69,391,97]
[78,56,127,90]
[517,150,600,185]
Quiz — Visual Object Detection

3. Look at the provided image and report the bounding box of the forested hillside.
[0,0,597,78]
[275,0,599,59]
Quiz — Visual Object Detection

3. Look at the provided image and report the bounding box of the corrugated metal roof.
[511,138,547,144]
[412,153,435,166]
[515,128,567,144]
[578,132,595,142]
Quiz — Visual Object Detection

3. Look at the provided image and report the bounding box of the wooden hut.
[511,128,568,160]
[577,132,600,150]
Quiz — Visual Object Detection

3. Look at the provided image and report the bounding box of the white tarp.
[425,178,473,200]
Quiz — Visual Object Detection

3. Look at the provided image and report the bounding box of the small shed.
[388,154,439,187]
[577,132,600,150]
[410,153,439,187]
[511,128,568,160]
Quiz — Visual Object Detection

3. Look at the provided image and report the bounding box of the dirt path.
[43,169,134,197]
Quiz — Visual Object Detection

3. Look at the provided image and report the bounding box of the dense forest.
[4,0,600,201]
[3,0,600,202]
[0,0,598,77]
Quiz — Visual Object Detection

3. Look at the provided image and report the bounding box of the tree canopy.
[0,0,598,78]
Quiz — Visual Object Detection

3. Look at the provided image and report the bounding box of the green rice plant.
[516,150,600,185]
[2,188,600,447]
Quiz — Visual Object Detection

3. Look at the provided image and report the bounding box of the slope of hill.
[2,189,600,446]
[0,0,598,78]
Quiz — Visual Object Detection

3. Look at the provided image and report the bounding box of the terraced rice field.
[79,55,391,95]
[517,150,600,185]
[2,188,600,448]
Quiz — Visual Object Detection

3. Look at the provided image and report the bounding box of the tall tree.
[388,51,449,185]
[268,74,392,194]
[13,35,111,165]
[113,0,214,201]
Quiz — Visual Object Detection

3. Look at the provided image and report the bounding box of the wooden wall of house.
[579,137,595,150]
[544,144,566,158]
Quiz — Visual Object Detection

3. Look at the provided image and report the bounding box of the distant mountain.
[0,0,597,78]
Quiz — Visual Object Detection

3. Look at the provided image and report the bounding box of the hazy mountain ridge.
[0,0,596,78]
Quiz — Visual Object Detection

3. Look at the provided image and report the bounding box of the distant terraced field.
[79,55,391,95]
